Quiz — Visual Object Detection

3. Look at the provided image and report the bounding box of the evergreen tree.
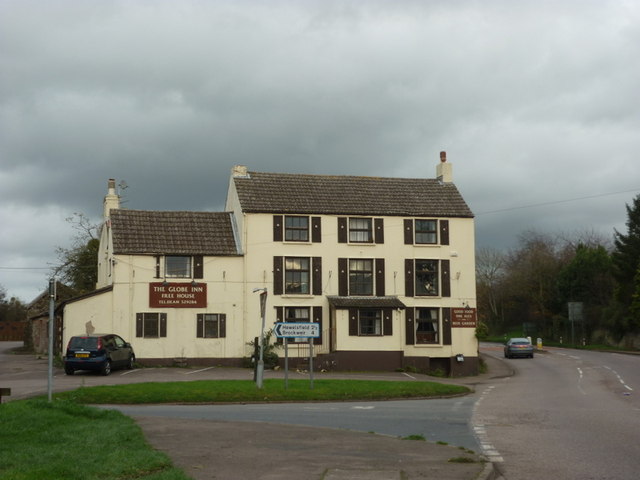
[612,195,640,305]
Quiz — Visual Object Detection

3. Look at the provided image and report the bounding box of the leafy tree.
[53,213,100,293]
[475,247,506,331]
[0,284,28,323]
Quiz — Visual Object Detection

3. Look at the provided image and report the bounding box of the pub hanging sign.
[149,282,207,308]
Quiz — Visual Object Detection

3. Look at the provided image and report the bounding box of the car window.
[114,336,125,348]
[69,337,98,349]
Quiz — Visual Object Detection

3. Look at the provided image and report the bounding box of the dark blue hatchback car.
[63,334,135,376]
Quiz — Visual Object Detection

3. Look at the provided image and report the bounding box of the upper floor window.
[273,256,322,295]
[156,255,203,279]
[415,260,439,296]
[349,218,373,243]
[415,220,437,244]
[404,259,450,298]
[285,216,309,242]
[338,217,384,244]
[274,215,321,243]
[349,259,374,295]
[165,256,191,278]
[285,257,310,294]
[404,219,449,246]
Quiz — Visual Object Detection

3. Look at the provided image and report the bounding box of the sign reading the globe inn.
[149,282,207,308]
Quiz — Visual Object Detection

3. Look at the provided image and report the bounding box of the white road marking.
[401,372,416,380]
[185,367,216,375]
[472,385,503,462]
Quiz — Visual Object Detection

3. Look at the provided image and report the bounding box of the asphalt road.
[102,395,482,451]
[476,345,640,480]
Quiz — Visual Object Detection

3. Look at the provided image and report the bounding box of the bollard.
[0,387,11,403]
[537,337,542,350]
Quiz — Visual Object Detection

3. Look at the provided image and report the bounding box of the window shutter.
[337,217,348,243]
[219,314,226,338]
[374,218,384,244]
[313,306,322,345]
[311,217,322,243]
[442,308,452,345]
[441,259,451,297]
[348,308,358,336]
[338,258,348,296]
[196,314,204,338]
[193,255,203,279]
[405,308,415,345]
[155,256,161,278]
[383,308,392,336]
[312,257,322,295]
[375,258,385,297]
[404,259,414,297]
[160,313,167,338]
[273,256,283,295]
[439,220,449,246]
[136,313,143,337]
[273,215,283,242]
[404,219,413,245]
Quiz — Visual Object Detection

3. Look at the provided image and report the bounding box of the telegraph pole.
[47,278,56,402]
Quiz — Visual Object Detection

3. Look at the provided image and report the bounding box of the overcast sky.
[2,0,639,303]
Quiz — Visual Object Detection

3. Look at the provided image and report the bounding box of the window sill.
[280,294,315,299]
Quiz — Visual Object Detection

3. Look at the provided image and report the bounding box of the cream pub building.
[62,152,480,376]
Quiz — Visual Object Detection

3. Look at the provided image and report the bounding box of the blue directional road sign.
[273,322,320,338]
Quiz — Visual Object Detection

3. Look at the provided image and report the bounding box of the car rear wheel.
[101,359,112,376]
[64,366,74,375]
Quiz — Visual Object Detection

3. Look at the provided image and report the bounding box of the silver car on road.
[504,337,534,358]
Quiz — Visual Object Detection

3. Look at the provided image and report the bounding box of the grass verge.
[0,399,189,480]
[51,378,470,404]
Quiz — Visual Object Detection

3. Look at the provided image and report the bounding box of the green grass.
[0,399,189,480]
[4,378,469,479]
[51,378,470,404]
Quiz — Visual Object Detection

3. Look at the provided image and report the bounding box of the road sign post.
[273,322,319,389]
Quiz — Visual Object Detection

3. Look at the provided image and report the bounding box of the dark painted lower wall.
[136,352,480,377]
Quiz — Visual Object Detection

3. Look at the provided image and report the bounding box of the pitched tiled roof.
[110,210,239,255]
[326,296,406,309]
[233,171,473,217]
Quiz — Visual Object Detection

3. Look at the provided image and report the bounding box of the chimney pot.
[440,151,447,163]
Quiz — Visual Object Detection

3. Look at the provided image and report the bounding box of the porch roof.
[326,296,406,309]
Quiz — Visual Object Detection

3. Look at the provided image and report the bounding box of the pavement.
[1,342,511,480]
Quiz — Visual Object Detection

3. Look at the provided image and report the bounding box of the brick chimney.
[436,151,453,183]
[103,178,120,219]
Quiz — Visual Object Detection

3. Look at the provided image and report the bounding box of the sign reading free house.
[149,282,207,308]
